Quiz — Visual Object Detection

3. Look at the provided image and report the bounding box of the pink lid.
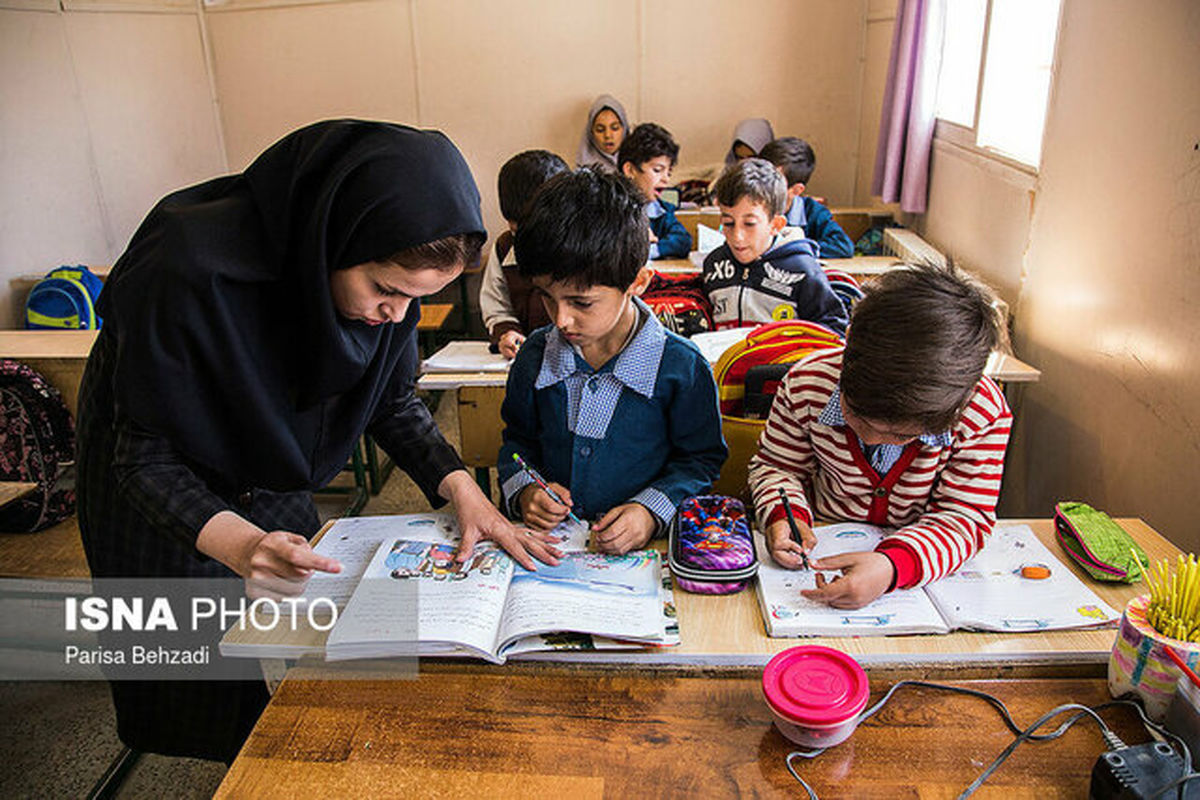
[762,645,869,726]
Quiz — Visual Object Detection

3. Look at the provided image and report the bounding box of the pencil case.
[668,495,757,594]
[1054,501,1146,583]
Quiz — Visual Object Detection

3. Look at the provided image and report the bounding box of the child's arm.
[803,200,855,259]
[479,248,522,350]
[795,262,849,336]
[875,379,1013,590]
[651,204,693,259]
[748,365,821,566]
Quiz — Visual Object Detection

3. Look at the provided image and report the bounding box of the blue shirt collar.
[534,296,665,399]
[817,386,952,448]
[645,199,665,219]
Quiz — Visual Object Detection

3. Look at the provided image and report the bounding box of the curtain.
[872,0,947,214]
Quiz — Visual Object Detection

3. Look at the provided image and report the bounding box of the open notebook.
[756,522,1119,637]
[301,513,677,664]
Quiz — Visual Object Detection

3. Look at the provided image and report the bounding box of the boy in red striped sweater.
[749,263,1011,609]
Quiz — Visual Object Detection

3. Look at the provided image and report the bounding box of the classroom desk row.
[217,517,1172,797]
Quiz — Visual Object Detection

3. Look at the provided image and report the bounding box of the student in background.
[480,149,569,358]
[577,94,630,172]
[760,137,855,259]
[498,169,726,555]
[618,122,692,260]
[749,263,1012,609]
[702,158,847,335]
[725,117,775,164]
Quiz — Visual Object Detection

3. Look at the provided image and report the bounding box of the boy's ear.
[771,215,787,233]
[621,162,636,180]
[630,266,653,297]
[788,181,806,199]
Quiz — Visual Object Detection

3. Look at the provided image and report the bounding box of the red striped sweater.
[748,348,1012,590]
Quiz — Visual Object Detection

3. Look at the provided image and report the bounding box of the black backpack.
[0,359,76,532]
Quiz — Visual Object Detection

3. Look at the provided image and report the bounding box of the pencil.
[512,453,584,526]
[777,488,811,570]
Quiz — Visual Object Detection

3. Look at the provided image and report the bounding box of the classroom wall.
[915,0,1200,550]
[0,0,879,328]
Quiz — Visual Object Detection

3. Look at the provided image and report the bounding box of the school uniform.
[498,298,726,528]
[479,230,551,347]
[748,348,1012,590]
[784,196,856,259]
[647,198,692,260]
[702,228,848,335]
[77,120,483,761]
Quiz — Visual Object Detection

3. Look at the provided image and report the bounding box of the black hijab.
[99,119,484,491]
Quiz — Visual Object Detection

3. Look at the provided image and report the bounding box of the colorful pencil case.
[1054,501,1146,583]
[668,495,758,594]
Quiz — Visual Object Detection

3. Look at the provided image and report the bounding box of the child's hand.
[591,503,655,554]
[648,229,659,244]
[765,518,816,569]
[498,330,525,360]
[801,552,895,609]
[518,482,573,530]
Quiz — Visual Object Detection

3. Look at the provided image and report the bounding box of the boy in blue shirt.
[618,123,692,260]
[759,137,855,259]
[498,169,726,554]
[702,158,848,335]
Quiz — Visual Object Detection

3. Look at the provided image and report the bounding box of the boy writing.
[759,137,856,259]
[749,263,1012,608]
[498,168,726,554]
[480,149,570,358]
[618,123,692,260]
[702,158,848,335]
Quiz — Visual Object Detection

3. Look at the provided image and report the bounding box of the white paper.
[697,223,724,254]
[755,525,950,636]
[690,327,755,365]
[422,340,511,373]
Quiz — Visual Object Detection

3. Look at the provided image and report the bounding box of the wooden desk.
[217,666,1150,798]
[0,329,99,416]
[220,518,1170,673]
[0,482,37,508]
[674,207,721,246]
[0,515,90,579]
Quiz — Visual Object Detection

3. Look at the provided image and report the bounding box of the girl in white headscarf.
[577,94,630,172]
[724,118,775,165]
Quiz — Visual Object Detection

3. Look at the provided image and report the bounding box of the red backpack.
[642,272,713,337]
[711,321,843,417]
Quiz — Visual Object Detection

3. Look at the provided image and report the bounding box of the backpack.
[822,268,866,317]
[0,360,77,532]
[25,265,104,330]
[711,320,844,416]
[643,272,714,337]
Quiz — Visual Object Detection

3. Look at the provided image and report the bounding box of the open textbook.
[756,522,1120,637]
[301,513,677,664]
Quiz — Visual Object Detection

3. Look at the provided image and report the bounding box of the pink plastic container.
[762,645,869,748]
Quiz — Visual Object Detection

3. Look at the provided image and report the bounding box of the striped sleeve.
[877,378,1013,588]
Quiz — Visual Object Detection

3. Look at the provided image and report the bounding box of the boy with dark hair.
[480,149,570,358]
[498,168,726,554]
[749,262,1012,609]
[759,137,855,259]
[618,123,692,260]
[702,158,847,335]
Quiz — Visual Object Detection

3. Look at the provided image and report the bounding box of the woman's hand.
[197,510,341,599]
[800,552,896,609]
[498,330,525,360]
[764,517,816,569]
[440,470,561,570]
[517,482,573,530]
[591,503,655,555]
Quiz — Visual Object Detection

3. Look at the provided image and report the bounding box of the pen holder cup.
[1109,594,1200,722]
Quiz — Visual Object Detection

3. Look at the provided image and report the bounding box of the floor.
[0,392,481,798]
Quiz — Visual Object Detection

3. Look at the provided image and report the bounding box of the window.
[934,0,1062,168]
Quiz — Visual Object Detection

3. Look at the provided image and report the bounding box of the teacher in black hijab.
[76,120,561,762]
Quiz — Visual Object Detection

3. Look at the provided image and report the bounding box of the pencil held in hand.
[777,488,811,570]
[512,453,583,526]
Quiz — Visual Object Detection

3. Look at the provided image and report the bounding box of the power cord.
[782,681,1200,799]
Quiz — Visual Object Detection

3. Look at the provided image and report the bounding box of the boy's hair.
[514,168,649,290]
[713,158,787,217]
[385,232,487,272]
[759,137,816,187]
[617,123,680,170]
[497,149,569,224]
[840,262,1008,433]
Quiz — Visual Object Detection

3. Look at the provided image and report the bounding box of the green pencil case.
[1054,501,1145,583]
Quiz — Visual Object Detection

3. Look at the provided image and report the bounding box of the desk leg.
[86,747,140,800]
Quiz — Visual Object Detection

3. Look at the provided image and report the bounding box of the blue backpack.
[25,265,104,330]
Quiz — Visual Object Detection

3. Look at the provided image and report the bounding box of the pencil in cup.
[777,488,811,570]
[511,453,584,526]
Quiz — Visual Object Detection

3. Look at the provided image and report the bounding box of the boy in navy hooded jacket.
[702,158,848,336]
